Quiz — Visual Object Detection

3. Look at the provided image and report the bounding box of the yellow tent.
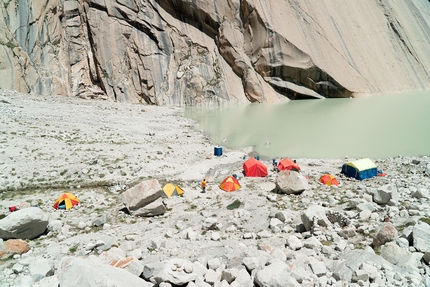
[162,183,184,197]
[53,193,80,210]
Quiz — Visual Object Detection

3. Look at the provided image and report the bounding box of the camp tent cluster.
[50,159,379,209]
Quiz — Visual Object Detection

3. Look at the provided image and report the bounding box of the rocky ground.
[0,90,430,287]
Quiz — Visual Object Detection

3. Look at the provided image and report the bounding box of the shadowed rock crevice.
[155,0,220,37]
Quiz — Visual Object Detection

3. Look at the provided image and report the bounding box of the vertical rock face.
[1,0,430,105]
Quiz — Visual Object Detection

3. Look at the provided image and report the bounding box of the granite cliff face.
[1,0,430,105]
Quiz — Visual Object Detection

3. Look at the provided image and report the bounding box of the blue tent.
[341,158,377,180]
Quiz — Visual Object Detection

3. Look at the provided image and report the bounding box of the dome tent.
[243,158,268,177]
[341,158,377,180]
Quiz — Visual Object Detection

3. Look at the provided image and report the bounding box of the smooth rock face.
[0,207,49,240]
[58,256,153,287]
[1,0,430,104]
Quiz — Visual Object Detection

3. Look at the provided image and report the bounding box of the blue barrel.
[254,156,260,160]
[214,146,223,156]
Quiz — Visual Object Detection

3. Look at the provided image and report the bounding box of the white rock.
[255,260,300,287]
[205,269,222,284]
[309,260,326,277]
[242,257,259,272]
[287,235,303,250]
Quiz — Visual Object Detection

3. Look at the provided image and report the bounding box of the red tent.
[243,158,268,177]
[278,158,301,171]
[320,174,339,186]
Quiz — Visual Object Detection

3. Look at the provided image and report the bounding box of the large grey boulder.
[58,256,153,287]
[254,260,301,287]
[373,184,399,205]
[275,170,309,195]
[121,179,165,217]
[412,221,430,253]
[332,261,353,282]
[131,197,166,217]
[149,258,198,285]
[380,242,412,266]
[28,257,54,282]
[301,204,331,231]
[0,207,49,240]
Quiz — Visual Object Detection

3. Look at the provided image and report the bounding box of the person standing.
[201,178,206,193]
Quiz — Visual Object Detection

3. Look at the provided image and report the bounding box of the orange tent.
[53,193,80,210]
[320,174,339,186]
[219,176,241,192]
[278,158,301,171]
[243,158,268,177]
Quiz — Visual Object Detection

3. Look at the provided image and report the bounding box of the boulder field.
[1,91,430,286]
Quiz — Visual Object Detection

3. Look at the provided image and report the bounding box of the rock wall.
[1,0,430,105]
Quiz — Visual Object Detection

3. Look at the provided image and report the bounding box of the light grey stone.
[33,275,59,287]
[28,258,54,282]
[131,197,166,217]
[373,184,398,205]
[412,221,430,252]
[380,242,412,266]
[151,258,198,285]
[287,235,303,250]
[332,261,353,282]
[254,260,301,287]
[0,207,49,240]
[242,257,259,272]
[58,256,152,287]
[359,209,372,220]
[204,269,222,284]
[301,204,331,231]
[221,268,238,284]
[309,260,326,277]
[357,202,376,212]
[271,248,286,262]
[352,269,369,282]
[303,236,323,250]
[207,258,221,270]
